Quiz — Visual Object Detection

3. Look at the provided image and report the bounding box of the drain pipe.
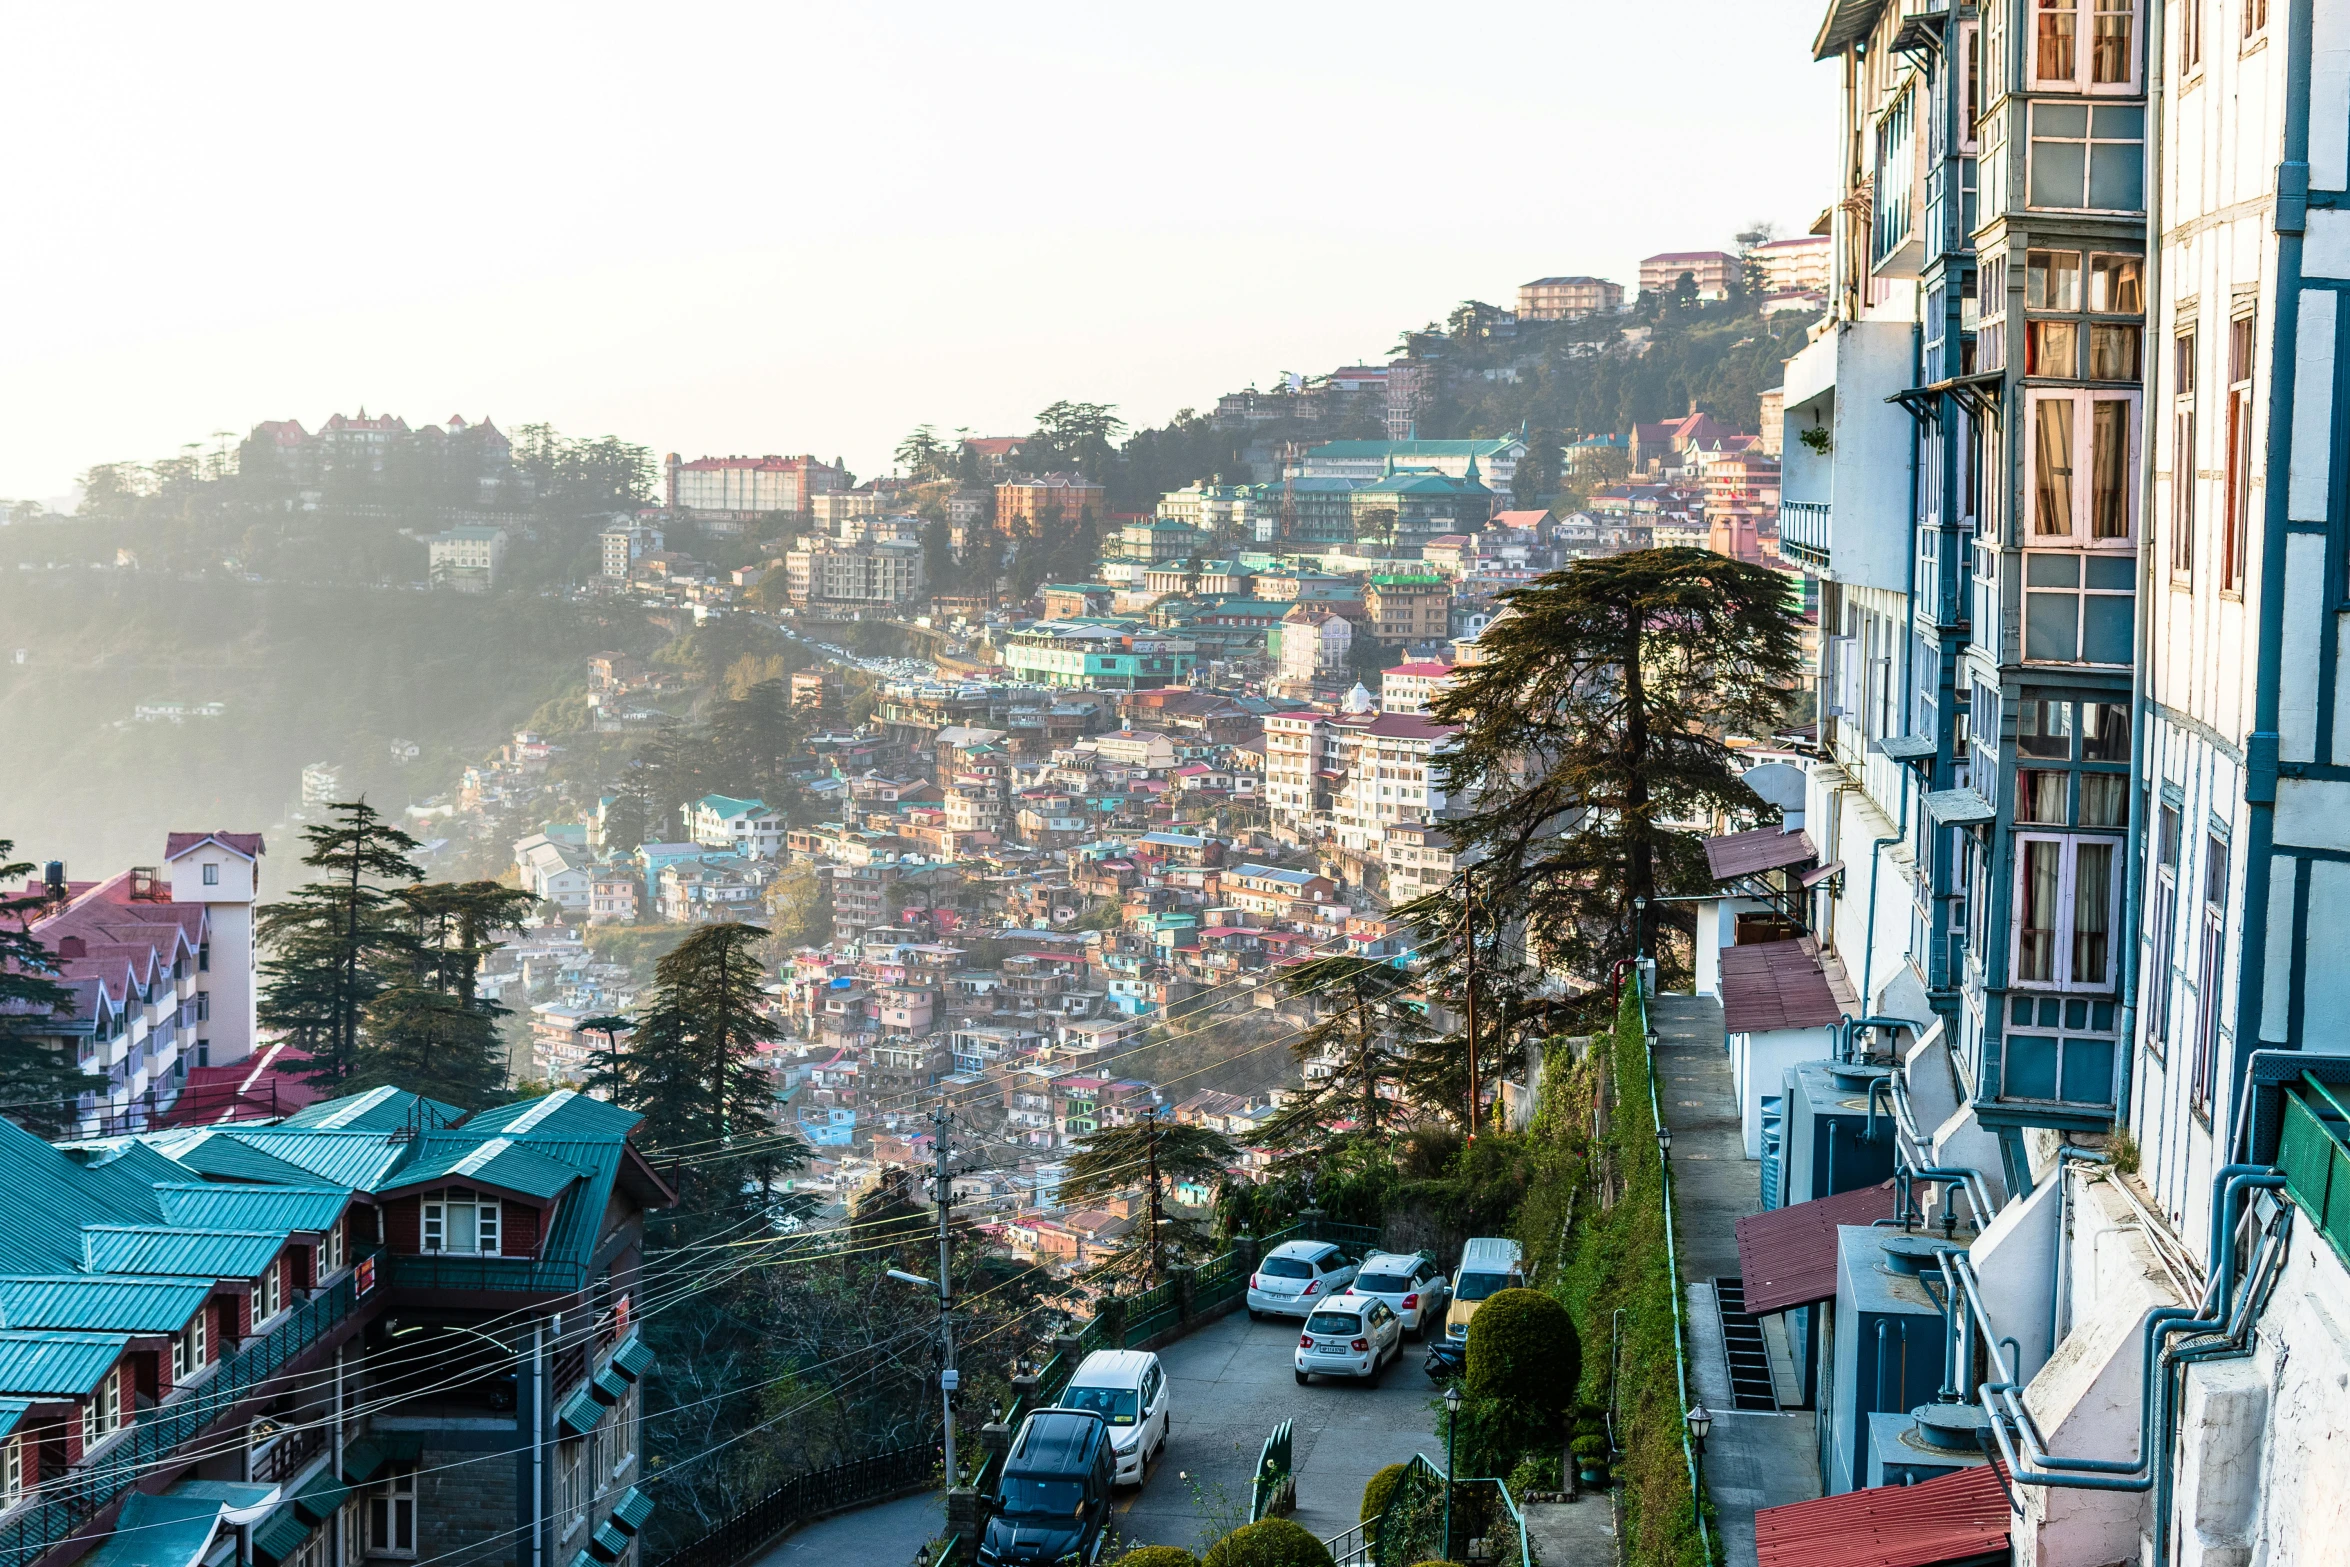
[1843,1013,1915,1068]
[1858,828,1904,1015]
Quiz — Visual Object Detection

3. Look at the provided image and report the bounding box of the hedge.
[1115,1550,1205,1567]
[1201,1517,1334,1567]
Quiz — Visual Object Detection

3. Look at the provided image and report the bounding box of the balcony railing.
[0,1254,381,1567]
[1777,501,1831,567]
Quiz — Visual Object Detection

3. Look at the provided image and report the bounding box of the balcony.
[1778,501,1831,568]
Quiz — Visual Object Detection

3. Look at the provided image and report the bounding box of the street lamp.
[1632,894,1648,961]
[1685,1401,1712,1456]
[887,1269,957,1492]
[1656,1123,1673,1160]
[1443,1384,1463,1562]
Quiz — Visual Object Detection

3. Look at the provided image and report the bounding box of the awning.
[566,1552,597,1567]
[1872,734,1936,763]
[587,1522,632,1562]
[609,1488,655,1535]
[1755,1462,2013,1567]
[341,1434,424,1483]
[1702,826,1819,880]
[592,1367,629,1405]
[82,1493,239,1567]
[1721,939,1845,1034]
[293,1469,352,1524]
[1735,1181,1899,1313]
[611,1335,655,1380]
[252,1506,316,1565]
[1923,788,1997,827]
[558,1386,608,1436]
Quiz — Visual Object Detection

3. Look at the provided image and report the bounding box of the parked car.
[976,1407,1114,1566]
[1060,1349,1169,1486]
[1294,1297,1404,1384]
[1427,1236,1528,1380]
[1342,1251,1452,1338]
[1246,1240,1360,1319]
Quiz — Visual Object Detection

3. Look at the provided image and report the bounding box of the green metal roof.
[339,1433,423,1483]
[0,1331,129,1396]
[1307,438,1518,457]
[0,1398,30,1440]
[609,1488,654,1534]
[153,1184,352,1233]
[206,1131,410,1190]
[277,1086,462,1133]
[610,1335,654,1380]
[588,1522,630,1561]
[0,1275,212,1333]
[382,1137,585,1201]
[85,1492,233,1567]
[591,1367,628,1405]
[462,1091,643,1145]
[69,1140,198,1192]
[0,1121,166,1276]
[83,1227,284,1279]
[151,1132,323,1187]
[694,794,768,818]
[557,1385,606,1436]
[293,1468,352,1524]
[251,1504,315,1565]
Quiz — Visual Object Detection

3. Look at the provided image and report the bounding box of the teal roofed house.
[0,1084,674,1567]
[1295,435,1526,492]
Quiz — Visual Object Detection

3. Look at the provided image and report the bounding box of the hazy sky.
[3,2,1837,502]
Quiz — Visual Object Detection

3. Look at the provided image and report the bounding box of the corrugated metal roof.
[293,1469,351,1524]
[0,1331,129,1396]
[153,1132,321,1187]
[251,1504,314,1565]
[463,1091,642,1144]
[153,1184,351,1233]
[611,1335,654,1380]
[340,1433,422,1483]
[381,1138,584,1201]
[83,1228,284,1279]
[210,1131,409,1191]
[0,1398,30,1440]
[557,1386,606,1436]
[0,1275,212,1333]
[588,1523,630,1562]
[609,1489,654,1534]
[591,1367,628,1405]
[0,1121,166,1276]
[83,1491,233,1567]
[1703,827,1819,880]
[1721,939,1845,1034]
[278,1087,462,1133]
[1755,1461,2011,1567]
[1735,1181,1898,1313]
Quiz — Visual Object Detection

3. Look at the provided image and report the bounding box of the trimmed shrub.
[1202,1517,1335,1567]
[1361,1462,1410,1522]
[1116,1550,1204,1567]
[1465,1287,1580,1416]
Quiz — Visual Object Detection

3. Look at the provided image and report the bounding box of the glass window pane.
[2019,698,2074,756]
[2079,776,2127,826]
[2029,320,2079,376]
[2033,140,2089,207]
[2074,840,2115,983]
[2090,325,2141,379]
[2090,254,2144,312]
[2019,770,2069,822]
[2036,398,2077,534]
[2091,0,2134,82]
[2028,250,2083,308]
[2091,399,2132,537]
[2038,0,2079,78]
[2081,702,2131,759]
[2020,840,2062,980]
[2090,141,2145,209]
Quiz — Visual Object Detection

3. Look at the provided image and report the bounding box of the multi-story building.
[1346,465,1498,554]
[1294,437,1524,495]
[998,623,1197,690]
[681,795,783,858]
[1380,659,1454,715]
[995,473,1107,533]
[425,525,506,592]
[664,453,847,519]
[1361,574,1453,646]
[1273,606,1351,693]
[1515,275,1625,319]
[1638,249,1741,299]
[1746,233,1833,295]
[786,540,925,605]
[587,870,639,923]
[1153,482,1254,548]
[599,522,663,580]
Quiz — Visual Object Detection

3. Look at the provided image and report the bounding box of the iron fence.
[646,1441,938,1567]
[1249,1420,1294,1522]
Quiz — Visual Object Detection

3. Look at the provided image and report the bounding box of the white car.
[1294,1298,1403,1384]
[1246,1240,1359,1320]
[1059,1349,1169,1486]
[1342,1251,1452,1338]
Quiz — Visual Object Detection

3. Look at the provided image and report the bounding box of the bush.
[1361,1462,1410,1522]
[1116,1550,1204,1567]
[1202,1517,1335,1567]
[1507,1451,1563,1495]
[1465,1288,1579,1415]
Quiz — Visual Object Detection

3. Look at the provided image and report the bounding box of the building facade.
[664,454,847,518]
[1516,275,1625,319]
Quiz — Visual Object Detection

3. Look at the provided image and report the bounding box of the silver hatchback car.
[1341,1251,1452,1338]
[1246,1240,1359,1320]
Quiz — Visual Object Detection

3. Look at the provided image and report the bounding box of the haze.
[3,1,1833,500]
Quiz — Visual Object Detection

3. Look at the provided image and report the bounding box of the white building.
[664,453,847,518]
[599,522,663,580]
[426,525,506,591]
[1379,659,1454,715]
[682,794,784,858]
[1276,607,1350,689]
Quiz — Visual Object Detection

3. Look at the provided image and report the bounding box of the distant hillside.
[0,568,653,872]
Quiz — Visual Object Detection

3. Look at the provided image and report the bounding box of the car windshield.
[1061,1386,1138,1425]
[1355,1272,1411,1293]
[1305,1311,1363,1335]
[1456,1271,1516,1301]
[1261,1256,1314,1279]
[997,1477,1085,1519]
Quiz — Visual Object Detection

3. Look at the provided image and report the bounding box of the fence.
[1249,1420,1295,1523]
[0,1254,378,1567]
[647,1442,939,1567]
[1318,1454,1532,1567]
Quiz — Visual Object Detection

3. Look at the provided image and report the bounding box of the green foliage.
[1264,957,1436,1148]
[1361,1462,1409,1522]
[1507,1451,1564,1495]
[1115,1549,1204,1567]
[1465,1289,1579,1416]
[257,800,426,1086]
[0,839,103,1131]
[1060,1113,1237,1283]
[1201,1517,1333,1567]
[351,881,538,1108]
[1571,1434,1610,1463]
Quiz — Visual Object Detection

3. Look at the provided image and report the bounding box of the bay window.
[2014,833,2121,987]
[420,1188,500,1256]
[2029,389,2139,544]
[2003,993,2120,1103]
[2029,105,2146,210]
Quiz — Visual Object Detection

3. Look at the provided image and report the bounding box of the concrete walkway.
[749,1488,939,1567]
[1523,1491,1620,1566]
[1650,993,1820,1567]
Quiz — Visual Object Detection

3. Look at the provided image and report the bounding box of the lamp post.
[1685,1400,1713,1528]
[1632,893,1648,962]
[1656,1123,1672,1161]
[1443,1384,1463,1563]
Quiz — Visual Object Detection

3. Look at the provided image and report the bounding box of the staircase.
[1711,1277,1780,1411]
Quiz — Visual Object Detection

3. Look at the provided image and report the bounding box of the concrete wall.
[1732,1026,1834,1160]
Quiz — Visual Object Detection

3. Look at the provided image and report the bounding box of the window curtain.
[2035,398,2075,534]
[2073,841,2114,982]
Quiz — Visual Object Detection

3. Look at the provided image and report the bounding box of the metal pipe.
[1859,835,1904,1012]
[2049,1146,2112,1353]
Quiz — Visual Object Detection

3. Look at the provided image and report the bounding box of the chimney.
[56,935,85,959]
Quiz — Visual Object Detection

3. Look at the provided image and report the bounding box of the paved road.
[1108,1306,1442,1556]
[750,1489,939,1567]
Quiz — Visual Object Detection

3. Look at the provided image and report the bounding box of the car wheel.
[1249,1308,1262,1322]
[1295,1369,1310,1386]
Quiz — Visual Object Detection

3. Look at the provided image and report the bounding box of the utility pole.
[1462,881,1479,1141]
[931,1103,958,1490]
[1143,1109,1164,1283]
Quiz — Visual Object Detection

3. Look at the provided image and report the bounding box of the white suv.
[1060,1349,1168,1486]
[1245,1240,1359,1320]
[1341,1251,1452,1338]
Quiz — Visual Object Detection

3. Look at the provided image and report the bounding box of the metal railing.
[1636,971,1712,1564]
[647,1441,939,1567]
[1344,1454,1532,1567]
[1249,1420,1294,1522]
[387,1255,589,1295]
[1777,500,1831,566]
[0,1252,380,1567]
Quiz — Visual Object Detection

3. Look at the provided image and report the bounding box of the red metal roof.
[1735,1180,1897,1313]
[1720,938,1843,1033]
[164,831,265,861]
[1703,825,1818,879]
[1754,1462,2012,1567]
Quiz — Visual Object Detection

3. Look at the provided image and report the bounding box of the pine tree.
[350,881,537,1107]
[0,841,104,1133]
[1412,548,1802,992]
[258,801,424,1086]
[1058,1113,1237,1286]
[1262,955,1433,1149]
